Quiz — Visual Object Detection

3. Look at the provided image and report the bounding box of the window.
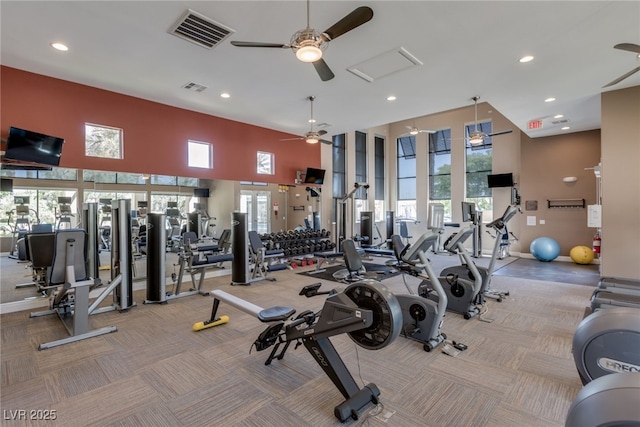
[332,134,346,198]
[465,121,493,221]
[397,136,416,220]
[374,136,385,222]
[354,131,368,221]
[256,151,274,175]
[188,140,212,169]
[429,129,452,221]
[85,123,123,159]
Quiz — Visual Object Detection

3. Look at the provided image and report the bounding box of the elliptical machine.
[441,203,519,302]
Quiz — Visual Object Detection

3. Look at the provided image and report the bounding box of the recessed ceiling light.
[561,126,570,130]
[554,114,564,119]
[545,97,556,103]
[387,95,396,101]
[308,119,316,123]
[220,92,230,98]
[519,55,534,63]
[51,42,68,51]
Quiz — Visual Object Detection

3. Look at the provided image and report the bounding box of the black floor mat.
[297,262,401,283]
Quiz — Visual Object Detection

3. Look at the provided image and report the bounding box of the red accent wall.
[1,66,320,183]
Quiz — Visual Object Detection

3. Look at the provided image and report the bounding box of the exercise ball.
[570,245,595,265]
[530,237,560,262]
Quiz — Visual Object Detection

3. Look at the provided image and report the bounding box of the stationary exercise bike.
[441,204,519,302]
[338,232,449,352]
[420,225,483,319]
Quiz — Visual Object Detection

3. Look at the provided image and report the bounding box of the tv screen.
[1,178,13,192]
[4,127,65,167]
[194,188,210,198]
[304,167,325,184]
[487,173,514,188]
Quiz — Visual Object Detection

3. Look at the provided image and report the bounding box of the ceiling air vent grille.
[182,82,208,92]
[169,9,235,49]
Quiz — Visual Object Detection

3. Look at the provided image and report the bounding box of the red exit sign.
[528,119,543,130]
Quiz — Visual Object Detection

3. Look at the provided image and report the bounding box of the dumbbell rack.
[260,229,335,258]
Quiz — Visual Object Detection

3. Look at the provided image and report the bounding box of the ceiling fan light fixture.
[409,128,419,136]
[306,136,319,144]
[469,133,484,145]
[296,45,322,62]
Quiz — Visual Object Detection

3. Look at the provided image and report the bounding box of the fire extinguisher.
[592,230,601,256]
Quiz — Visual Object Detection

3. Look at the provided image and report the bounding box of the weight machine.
[335,182,369,250]
[30,199,136,350]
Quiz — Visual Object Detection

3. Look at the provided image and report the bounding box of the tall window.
[257,151,274,175]
[85,123,122,159]
[429,129,452,221]
[188,140,212,169]
[354,131,367,222]
[465,121,493,220]
[332,134,346,223]
[374,135,385,222]
[397,136,416,219]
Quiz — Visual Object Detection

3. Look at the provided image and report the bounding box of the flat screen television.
[487,173,514,188]
[4,127,65,167]
[1,178,13,192]
[194,188,210,198]
[304,167,325,185]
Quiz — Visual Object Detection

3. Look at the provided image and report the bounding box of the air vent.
[316,123,331,129]
[169,9,235,49]
[182,82,208,92]
[551,118,570,125]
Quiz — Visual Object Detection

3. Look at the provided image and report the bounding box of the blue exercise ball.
[530,237,561,262]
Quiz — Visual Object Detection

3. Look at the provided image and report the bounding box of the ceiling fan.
[403,124,436,136]
[603,43,640,88]
[230,1,373,81]
[468,96,512,145]
[281,96,332,145]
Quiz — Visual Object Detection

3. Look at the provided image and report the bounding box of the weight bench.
[30,229,117,350]
[194,282,402,422]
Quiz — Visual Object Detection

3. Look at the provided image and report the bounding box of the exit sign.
[528,119,543,130]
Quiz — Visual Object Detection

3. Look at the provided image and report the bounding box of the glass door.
[240,190,270,234]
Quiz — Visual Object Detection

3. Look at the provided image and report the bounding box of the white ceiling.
[1,1,639,140]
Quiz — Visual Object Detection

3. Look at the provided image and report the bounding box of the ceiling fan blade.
[603,66,640,88]
[280,137,304,141]
[487,130,513,137]
[614,43,640,54]
[320,139,333,145]
[419,129,437,134]
[230,41,289,48]
[320,6,374,42]
[312,58,335,81]
[318,130,328,136]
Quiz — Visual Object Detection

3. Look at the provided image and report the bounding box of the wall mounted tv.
[4,127,65,167]
[304,167,325,185]
[194,188,210,198]
[487,173,514,188]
